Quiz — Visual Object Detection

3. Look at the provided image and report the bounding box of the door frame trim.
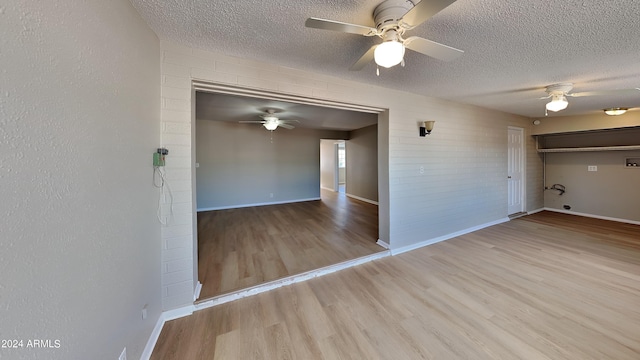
[507,126,526,215]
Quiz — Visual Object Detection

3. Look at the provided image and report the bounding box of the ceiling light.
[263,121,278,131]
[546,95,568,112]
[374,40,405,68]
[603,107,628,116]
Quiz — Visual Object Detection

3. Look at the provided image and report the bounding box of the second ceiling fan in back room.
[238,109,299,131]
[305,0,464,75]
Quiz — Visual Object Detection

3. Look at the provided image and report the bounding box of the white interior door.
[507,127,525,215]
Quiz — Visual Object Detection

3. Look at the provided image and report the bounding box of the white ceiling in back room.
[131,0,640,118]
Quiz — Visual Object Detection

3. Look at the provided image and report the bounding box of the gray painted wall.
[346,124,378,202]
[2,1,161,359]
[545,150,640,221]
[196,120,348,209]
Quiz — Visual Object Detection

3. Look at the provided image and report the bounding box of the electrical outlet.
[142,304,148,320]
[118,347,127,360]
[269,193,274,198]
[588,165,597,172]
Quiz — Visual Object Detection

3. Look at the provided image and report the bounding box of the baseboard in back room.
[527,208,545,215]
[197,197,321,212]
[345,193,379,205]
[543,207,640,226]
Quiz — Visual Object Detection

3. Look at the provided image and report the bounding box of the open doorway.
[320,140,345,193]
[194,91,383,300]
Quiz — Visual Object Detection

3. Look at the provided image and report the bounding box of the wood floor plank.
[197,189,381,299]
[153,211,640,360]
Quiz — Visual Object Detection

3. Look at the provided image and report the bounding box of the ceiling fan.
[305,0,463,74]
[542,83,640,114]
[239,110,300,131]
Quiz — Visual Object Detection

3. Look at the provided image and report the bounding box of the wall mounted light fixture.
[419,121,435,137]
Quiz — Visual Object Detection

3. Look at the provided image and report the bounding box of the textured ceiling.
[196,92,378,131]
[131,0,640,118]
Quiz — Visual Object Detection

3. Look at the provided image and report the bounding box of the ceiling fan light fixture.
[374,40,405,68]
[546,95,568,112]
[603,107,628,116]
[263,121,278,131]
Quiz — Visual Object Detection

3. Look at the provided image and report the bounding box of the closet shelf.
[537,145,640,153]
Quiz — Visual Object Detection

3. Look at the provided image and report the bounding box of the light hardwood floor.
[154,211,640,359]
[197,189,382,299]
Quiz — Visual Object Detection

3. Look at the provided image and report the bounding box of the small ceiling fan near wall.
[305,0,463,74]
[542,83,640,115]
[239,110,299,131]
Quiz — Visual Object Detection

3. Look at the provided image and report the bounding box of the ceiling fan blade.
[350,45,377,71]
[238,121,265,124]
[404,36,463,61]
[278,123,295,130]
[568,88,640,97]
[400,0,458,29]
[305,18,377,36]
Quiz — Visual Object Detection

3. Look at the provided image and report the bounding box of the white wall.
[195,120,347,210]
[1,1,161,359]
[158,41,541,310]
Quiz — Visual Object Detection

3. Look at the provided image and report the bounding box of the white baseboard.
[140,303,197,360]
[320,186,335,191]
[194,251,390,311]
[376,239,390,249]
[194,281,202,301]
[527,208,545,215]
[197,197,321,212]
[390,217,510,256]
[345,193,379,205]
[162,305,195,321]
[141,314,166,360]
[543,207,640,226]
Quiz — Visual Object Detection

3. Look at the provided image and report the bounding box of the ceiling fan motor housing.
[546,83,573,96]
[374,0,414,33]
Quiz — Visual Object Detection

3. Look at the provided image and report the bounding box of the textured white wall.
[158,41,542,310]
[1,1,161,359]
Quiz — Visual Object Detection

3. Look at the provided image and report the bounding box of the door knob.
[507,176,512,179]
